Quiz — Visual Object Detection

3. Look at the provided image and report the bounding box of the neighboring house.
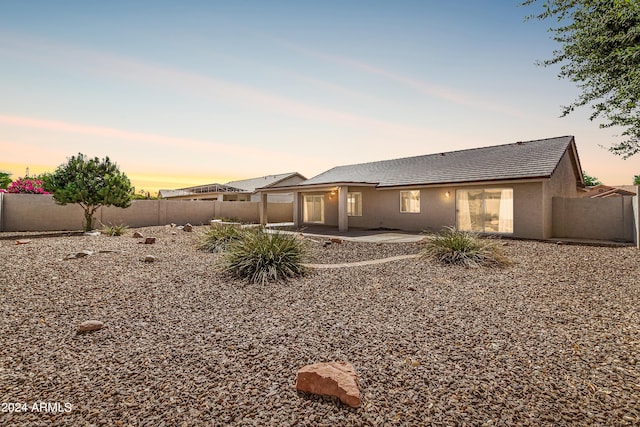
[159,172,306,202]
[258,136,584,239]
[582,184,637,198]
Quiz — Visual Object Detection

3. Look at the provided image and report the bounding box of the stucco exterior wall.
[298,182,546,239]
[542,150,581,238]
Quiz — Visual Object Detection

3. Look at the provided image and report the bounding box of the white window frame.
[303,195,324,223]
[347,192,362,217]
[400,190,420,213]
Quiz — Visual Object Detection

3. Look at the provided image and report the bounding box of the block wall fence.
[0,194,293,232]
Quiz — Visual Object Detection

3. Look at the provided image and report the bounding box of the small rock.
[15,239,31,245]
[144,237,156,244]
[176,226,184,230]
[295,361,361,408]
[322,241,332,248]
[65,250,94,260]
[330,238,342,244]
[408,286,417,291]
[84,231,100,237]
[183,223,193,232]
[144,255,156,263]
[557,241,565,245]
[132,231,144,238]
[77,320,104,333]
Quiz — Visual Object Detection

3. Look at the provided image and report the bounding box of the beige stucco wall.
[553,196,634,242]
[0,194,293,231]
[542,150,581,238]
[298,182,546,239]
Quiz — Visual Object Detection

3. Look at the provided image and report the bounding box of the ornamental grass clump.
[223,228,306,284]
[198,224,243,253]
[101,223,128,236]
[421,227,511,268]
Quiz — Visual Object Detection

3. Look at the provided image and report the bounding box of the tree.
[0,172,11,189]
[633,175,640,185]
[524,0,640,158]
[582,170,601,187]
[48,153,134,231]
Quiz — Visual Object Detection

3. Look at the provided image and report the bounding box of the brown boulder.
[132,231,144,238]
[77,320,104,333]
[295,361,360,407]
[144,237,156,244]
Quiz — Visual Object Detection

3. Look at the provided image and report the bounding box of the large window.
[400,190,420,213]
[303,195,324,223]
[456,188,513,233]
[347,192,362,216]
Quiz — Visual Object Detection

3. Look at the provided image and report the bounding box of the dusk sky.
[1,1,637,194]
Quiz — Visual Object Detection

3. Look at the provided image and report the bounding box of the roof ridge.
[326,136,574,169]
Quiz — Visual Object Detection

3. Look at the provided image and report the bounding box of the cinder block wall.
[0,194,293,231]
[552,196,634,242]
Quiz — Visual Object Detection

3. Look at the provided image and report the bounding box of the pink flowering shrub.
[7,178,50,194]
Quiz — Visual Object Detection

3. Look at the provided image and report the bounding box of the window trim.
[400,190,420,213]
[347,192,362,217]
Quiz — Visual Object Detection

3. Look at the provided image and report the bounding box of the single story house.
[159,172,306,202]
[257,136,585,239]
[582,184,637,198]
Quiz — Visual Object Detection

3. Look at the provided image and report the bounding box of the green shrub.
[222,228,307,284]
[421,227,511,268]
[101,223,128,236]
[198,224,242,253]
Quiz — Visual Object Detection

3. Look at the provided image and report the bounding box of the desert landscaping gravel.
[1,225,639,426]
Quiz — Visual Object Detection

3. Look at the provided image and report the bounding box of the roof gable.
[225,172,304,192]
[302,136,578,187]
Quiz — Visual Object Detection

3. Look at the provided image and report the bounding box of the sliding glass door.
[456,189,513,233]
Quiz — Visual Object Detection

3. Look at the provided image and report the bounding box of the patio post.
[338,186,348,232]
[259,192,267,225]
[293,191,300,229]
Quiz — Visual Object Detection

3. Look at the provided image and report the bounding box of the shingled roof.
[226,172,305,192]
[302,136,579,188]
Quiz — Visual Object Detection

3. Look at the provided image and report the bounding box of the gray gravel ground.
[1,225,639,426]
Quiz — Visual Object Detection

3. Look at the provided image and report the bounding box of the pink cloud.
[0,114,282,158]
[281,41,536,121]
[0,32,443,140]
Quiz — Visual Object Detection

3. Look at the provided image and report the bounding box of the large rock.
[143,237,156,244]
[183,223,193,232]
[295,361,361,407]
[132,231,144,238]
[77,320,104,333]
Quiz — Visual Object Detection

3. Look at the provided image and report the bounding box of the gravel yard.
[1,225,639,426]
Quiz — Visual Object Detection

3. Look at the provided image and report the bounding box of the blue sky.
[0,1,636,192]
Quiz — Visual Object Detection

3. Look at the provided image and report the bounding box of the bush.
[101,223,128,236]
[198,224,243,253]
[7,178,50,194]
[421,227,511,268]
[222,228,307,284]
